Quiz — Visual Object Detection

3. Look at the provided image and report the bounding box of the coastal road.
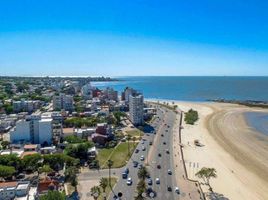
[110,106,179,200]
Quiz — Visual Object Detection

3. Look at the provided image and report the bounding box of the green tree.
[107,160,113,187]
[39,165,53,176]
[137,166,150,180]
[1,141,10,150]
[0,165,15,180]
[135,179,147,200]
[99,177,109,192]
[90,186,100,200]
[195,167,217,192]
[184,109,199,125]
[22,154,42,172]
[40,191,66,200]
[0,154,23,172]
[65,166,78,190]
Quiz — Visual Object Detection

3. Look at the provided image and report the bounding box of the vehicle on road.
[135,149,139,153]
[161,134,164,137]
[124,168,129,174]
[149,141,152,145]
[163,141,166,145]
[133,161,138,168]
[140,155,145,161]
[167,186,172,191]
[127,177,132,185]
[166,149,170,154]
[147,178,153,185]
[146,188,156,198]
[141,140,144,144]
[138,164,143,169]
[158,153,161,157]
[155,178,160,184]
[175,187,180,194]
[168,169,172,175]
[157,164,161,169]
[142,146,146,151]
[122,172,128,179]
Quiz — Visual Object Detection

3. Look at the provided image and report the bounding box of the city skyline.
[1,0,268,76]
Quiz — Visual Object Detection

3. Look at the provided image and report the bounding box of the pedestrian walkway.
[172,112,204,200]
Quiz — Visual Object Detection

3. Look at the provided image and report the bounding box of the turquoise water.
[92,76,268,102]
[244,112,268,136]
[93,76,268,136]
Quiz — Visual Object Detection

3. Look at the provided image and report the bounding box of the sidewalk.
[172,111,203,200]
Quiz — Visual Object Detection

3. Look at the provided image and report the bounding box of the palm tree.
[137,166,150,180]
[99,177,108,192]
[135,179,147,200]
[107,160,113,188]
[126,134,132,157]
[90,186,100,200]
[195,167,217,192]
[132,137,136,149]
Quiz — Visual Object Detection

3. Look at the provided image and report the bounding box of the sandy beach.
[167,101,268,200]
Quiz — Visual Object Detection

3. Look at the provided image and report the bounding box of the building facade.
[129,94,144,125]
[10,115,53,145]
[53,94,74,112]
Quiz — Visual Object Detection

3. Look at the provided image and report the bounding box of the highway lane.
[110,106,180,200]
[147,108,178,200]
[109,108,165,200]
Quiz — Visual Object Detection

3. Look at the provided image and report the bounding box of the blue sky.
[0,0,268,76]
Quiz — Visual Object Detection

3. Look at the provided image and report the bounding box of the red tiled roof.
[0,181,17,188]
[24,144,38,149]
[38,178,59,194]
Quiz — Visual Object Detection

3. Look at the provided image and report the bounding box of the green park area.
[97,141,138,169]
[125,129,144,138]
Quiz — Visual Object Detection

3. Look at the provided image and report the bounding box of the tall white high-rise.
[10,115,53,145]
[129,94,144,125]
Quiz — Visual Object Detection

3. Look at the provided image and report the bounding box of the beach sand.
[164,101,268,200]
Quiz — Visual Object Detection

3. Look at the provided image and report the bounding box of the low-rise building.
[0,181,30,200]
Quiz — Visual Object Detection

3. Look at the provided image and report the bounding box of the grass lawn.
[97,141,138,169]
[125,129,144,138]
[97,148,114,168]
[98,177,117,200]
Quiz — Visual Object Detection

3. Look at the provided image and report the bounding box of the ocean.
[91,76,268,102]
[92,76,268,137]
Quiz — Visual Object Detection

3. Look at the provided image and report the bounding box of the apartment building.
[52,94,74,112]
[129,94,144,125]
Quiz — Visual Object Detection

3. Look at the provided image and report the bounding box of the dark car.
[124,168,129,174]
[122,172,128,179]
[135,149,139,153]
[157,164,161,169]
[167,186,172,191]
[149,141,152,145]
[163,142,166,145]
[161,134,164,137]
[133,161,138,168]
[158,153,161,157]
[147,178,153,185]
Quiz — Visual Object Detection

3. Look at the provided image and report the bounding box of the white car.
[142,146,146,151]
[155,178,160,184]
[140,155,145,161]
[127,177,132,185]
[175,187,180,194]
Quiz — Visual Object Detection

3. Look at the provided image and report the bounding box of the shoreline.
[150,100,268,200]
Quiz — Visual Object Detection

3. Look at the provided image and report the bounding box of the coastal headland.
[155,100,268,200]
